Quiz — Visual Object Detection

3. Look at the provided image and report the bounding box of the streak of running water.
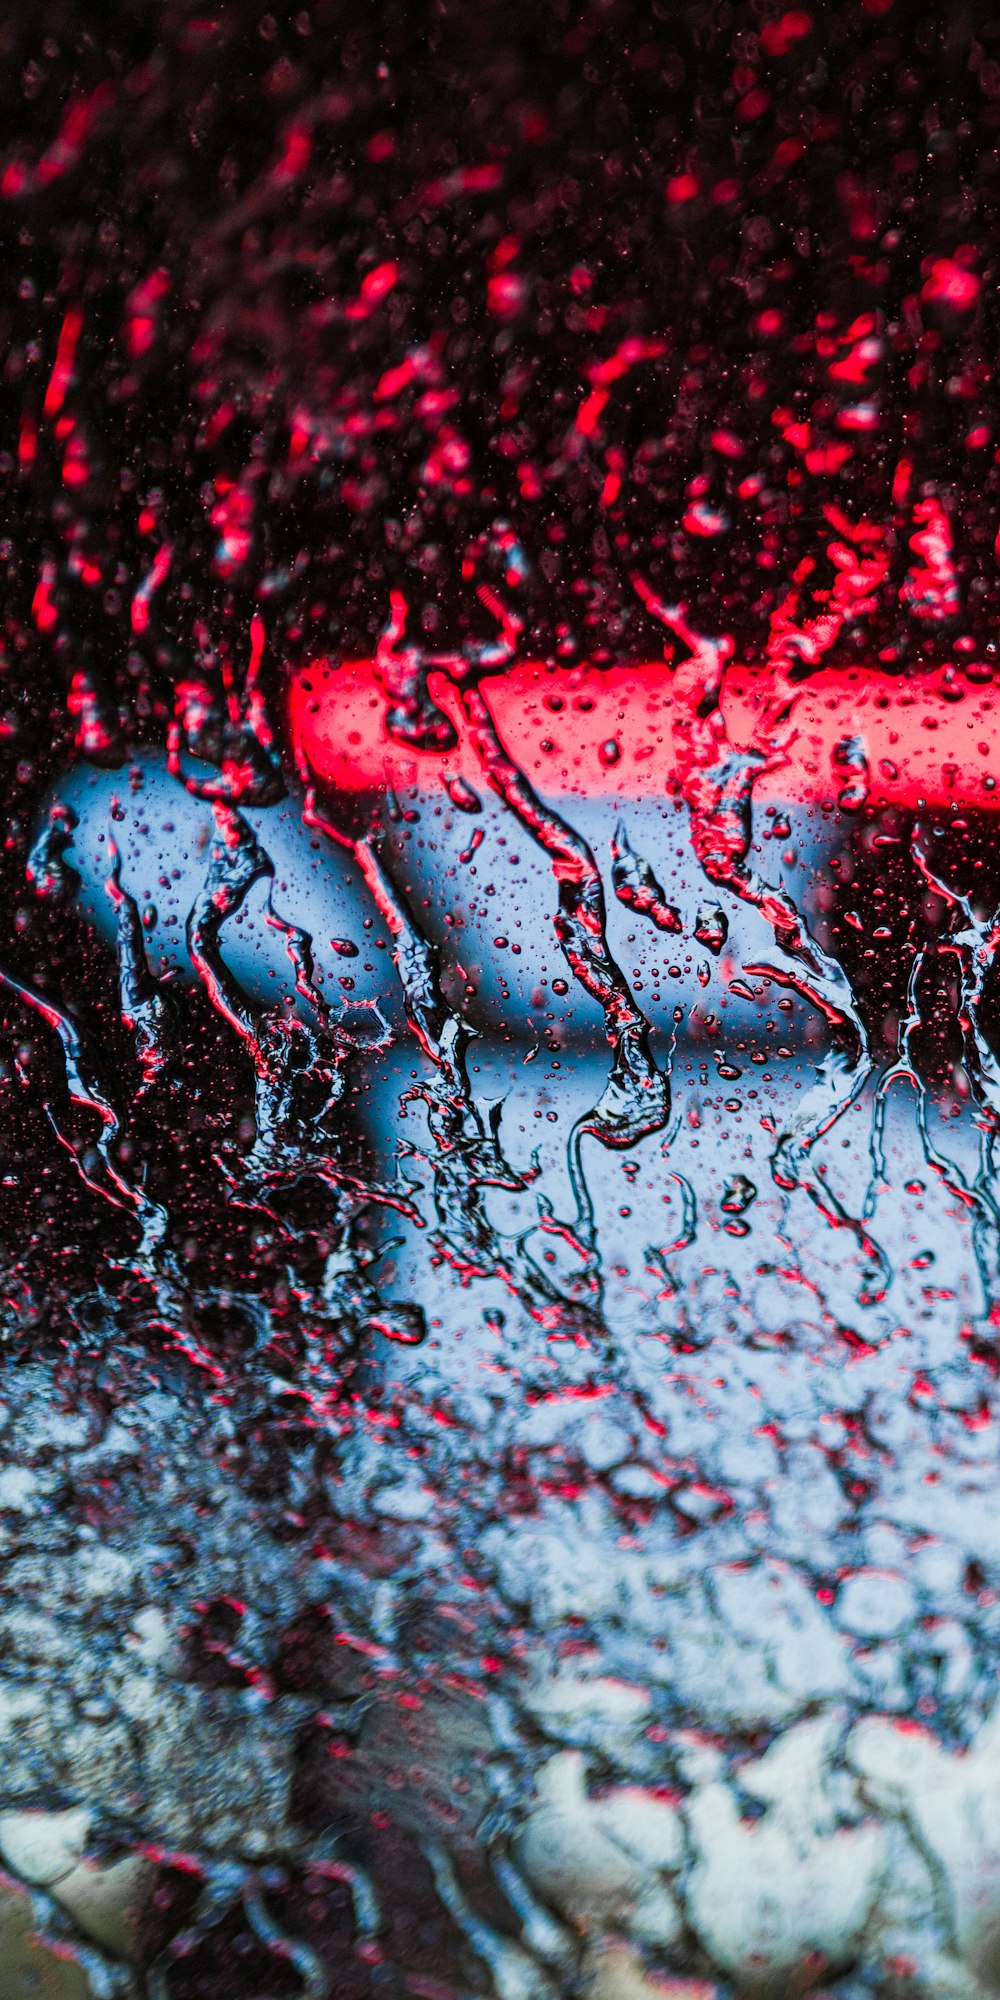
[374,587,459,753]
[11,789,428,1374]
[630,566,891,1302]
[457,674,671,1249]
[610,819,681,934]
[26,801,80,903]
[305,785,600,1331]
[105,836,177,1093]
[185,800,416,1228]
[167,617,284,807]
[360,587,672,1304]
[0,962,147,1218]
[866,831,1000,1327]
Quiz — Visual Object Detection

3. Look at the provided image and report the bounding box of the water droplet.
[694,906,728,954]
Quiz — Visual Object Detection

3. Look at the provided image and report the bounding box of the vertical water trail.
[26,802,80,903]
[609,815,705,1280]
[0,965,143,1217]
[185,802,276,1047]
[105,837,176,1092]
[0,833,174,1267]
[453,678,671,1261]
[365,586,671,1289]
[5,813,150,1218]
[631,581,889,1300]
[185,802,415,1225]
[645,1165,699,1303]
[167,619,284,806]
[863,921,989,1278]
[373,588,459,752]
[263,899,330,1021]
[348,821,596,1327]
[866,835,1000,1320]
[610,820,681,934]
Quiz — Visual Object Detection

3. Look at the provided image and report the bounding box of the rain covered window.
[3,5,1000,1996]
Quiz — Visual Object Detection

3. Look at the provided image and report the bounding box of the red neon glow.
[289,657,1000,813]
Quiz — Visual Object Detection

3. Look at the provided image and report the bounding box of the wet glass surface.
[6,4,1000,1995]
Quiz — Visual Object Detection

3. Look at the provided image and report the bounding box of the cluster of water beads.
[11,591,1000,1995]
[14,549,1000,1390]
[9,472,1000,2000]
[7,13,1000,1992]
[362,566,1000,1339]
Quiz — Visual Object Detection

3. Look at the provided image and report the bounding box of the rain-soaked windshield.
[3,4,1000,1996]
